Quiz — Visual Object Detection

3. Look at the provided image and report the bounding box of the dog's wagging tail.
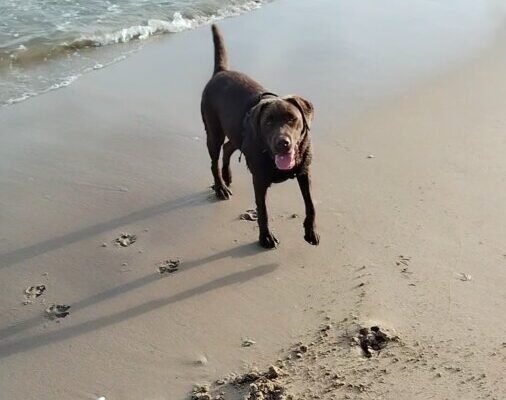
[201,24,320,249]
[212,24,228,75]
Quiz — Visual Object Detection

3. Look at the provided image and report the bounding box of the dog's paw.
[259,232,279,249]
[304,228,320,246]
[213,183,232,200]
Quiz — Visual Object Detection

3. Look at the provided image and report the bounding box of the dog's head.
[246,95,314,170]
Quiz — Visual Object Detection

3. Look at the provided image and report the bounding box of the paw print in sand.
[158,259,180,275]
[45,304,71,319]
[114,233,137,247]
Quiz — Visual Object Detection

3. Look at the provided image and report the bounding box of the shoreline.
[1,0,506,399]
[0,0,272,107]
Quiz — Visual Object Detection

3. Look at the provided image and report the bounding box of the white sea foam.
[5,75,80,106]
[72,1,266,48]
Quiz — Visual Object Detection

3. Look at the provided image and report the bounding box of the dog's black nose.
[276,137,291,152]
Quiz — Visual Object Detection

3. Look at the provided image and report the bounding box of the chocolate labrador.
[201,24,319,249]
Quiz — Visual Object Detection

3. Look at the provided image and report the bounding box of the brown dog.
[201,24,319,249]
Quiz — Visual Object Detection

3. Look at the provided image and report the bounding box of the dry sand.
[1,0,506,399]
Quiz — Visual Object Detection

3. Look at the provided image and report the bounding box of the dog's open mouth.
[274,151,295,170]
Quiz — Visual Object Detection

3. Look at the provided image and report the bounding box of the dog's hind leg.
[222,141,237,187]
[202,108,232,200]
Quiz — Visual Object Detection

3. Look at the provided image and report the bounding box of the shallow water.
[0,0,269,105]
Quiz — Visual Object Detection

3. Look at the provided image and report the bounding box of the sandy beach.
[1,0,506,399]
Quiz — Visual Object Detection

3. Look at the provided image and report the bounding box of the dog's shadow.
[0,190,211,270]
[0,253,276,359]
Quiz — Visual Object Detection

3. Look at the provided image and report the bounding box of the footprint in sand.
[396,255,415,279]
[114,233,137,247]
[240,209,258,221]
[23,285,46,304]
[355,326,391,358]
[158,259,180,275]
[396,255,411,267]
[45,304,71,319]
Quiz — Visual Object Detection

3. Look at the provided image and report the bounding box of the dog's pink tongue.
[275,152,295,170]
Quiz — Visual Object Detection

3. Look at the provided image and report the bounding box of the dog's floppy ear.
[244,100,270,138]
[242,100,270,154]
[284,95,314,130]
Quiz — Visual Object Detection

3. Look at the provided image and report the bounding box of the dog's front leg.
[253,176,279,249]
[297,172,320,245]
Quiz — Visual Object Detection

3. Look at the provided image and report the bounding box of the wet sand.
[1,0,506,399]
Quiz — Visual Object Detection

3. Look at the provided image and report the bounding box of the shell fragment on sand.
[459,272,472,281]
[242,338,257,347]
